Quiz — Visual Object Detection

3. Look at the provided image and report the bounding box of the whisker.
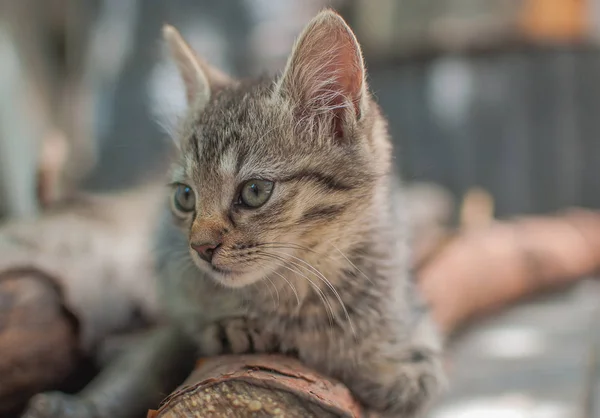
[264,275,280,310]
[269,270,301,307]
[260,279,276,309]
[329,242,374,285]
[221,243,361,337]
[265,249,356,338]
[255,252,335,325]
[227,251,301,308]
[257,242,371,286]
[255,242,318,254]
[257,253,333,316]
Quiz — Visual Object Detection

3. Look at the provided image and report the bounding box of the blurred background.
[4,0,600,220]
[1,0,600,417]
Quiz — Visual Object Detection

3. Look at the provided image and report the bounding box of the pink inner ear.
[326,31,363,137]
[181,68,201,104]
[286,17,365,138]
[330,29,363,120]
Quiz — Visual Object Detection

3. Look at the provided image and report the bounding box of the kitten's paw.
[21,392,97,418]
[348,348,443,418]
[220,318,252,353]
[196,317,274,355]
[195,318,251,355]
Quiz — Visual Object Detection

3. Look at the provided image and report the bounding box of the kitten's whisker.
[286,258,356,337]
[329,242,374,285]
[257,253,334,319]
[214,253,297,310]
[228,251,302,307]
[256,244,359,336]
[255,252,335,325]
[256,242,317,254]
[236,244,358,335]
[259,277,277,310]
[259,241,374,286]
[269,270,300,307]
[263,250,356,338]
[264,275,280,310]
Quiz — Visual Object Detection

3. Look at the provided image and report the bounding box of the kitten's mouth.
[210,265,233,275]
[189,247,237,276]
[209,265,258,288]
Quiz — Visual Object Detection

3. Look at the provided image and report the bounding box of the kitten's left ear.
[162,24,233,109]
[276,9,367,136]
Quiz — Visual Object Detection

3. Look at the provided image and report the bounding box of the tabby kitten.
[156,9,444,417]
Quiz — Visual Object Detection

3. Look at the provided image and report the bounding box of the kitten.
[156,9,443,417]
[22,9,444,418]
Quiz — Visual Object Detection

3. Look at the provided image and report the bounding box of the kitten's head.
[162,9,391,288]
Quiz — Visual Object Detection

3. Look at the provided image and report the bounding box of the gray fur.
[156,9,444,417]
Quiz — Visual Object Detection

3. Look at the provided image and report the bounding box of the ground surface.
[428,279,600,418]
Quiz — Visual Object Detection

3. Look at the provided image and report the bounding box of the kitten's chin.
[189,253,265,288]
[208,269,266,289]
[212,273,259,288]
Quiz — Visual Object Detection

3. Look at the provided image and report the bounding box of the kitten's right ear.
[275,10,367,140]
[162,24,233,109]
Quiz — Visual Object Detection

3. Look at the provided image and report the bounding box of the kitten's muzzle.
[191,242,221,263]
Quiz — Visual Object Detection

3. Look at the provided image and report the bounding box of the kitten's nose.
[192,242,220,263]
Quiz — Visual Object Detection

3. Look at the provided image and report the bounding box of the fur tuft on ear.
[162,24,234,109]
[276,9,367,138]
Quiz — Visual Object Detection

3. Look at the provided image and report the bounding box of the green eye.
[239,179,274,208]
[173,184,196,212]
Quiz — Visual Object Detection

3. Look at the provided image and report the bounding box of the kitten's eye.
[239,179,274,208]
[173,184,196,213]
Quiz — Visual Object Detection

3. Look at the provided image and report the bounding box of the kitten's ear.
[162,24,233,108]
[277,10,367,136]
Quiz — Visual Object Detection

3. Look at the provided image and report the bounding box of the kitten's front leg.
[334,335,444,418]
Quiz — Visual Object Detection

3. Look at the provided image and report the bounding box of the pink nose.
[191,242,220,263]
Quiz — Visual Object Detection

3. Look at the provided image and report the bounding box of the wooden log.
[419,208,600,335]
[148,355,373,418]
[0,269,79,416]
